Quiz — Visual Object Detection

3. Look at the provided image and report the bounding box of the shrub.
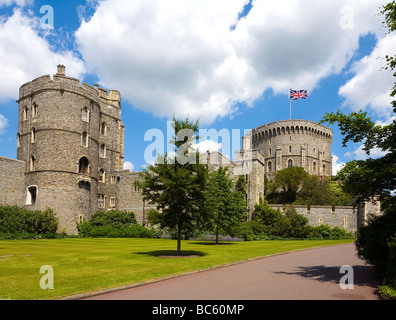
[77,210,158,239]
[89,210,137,228]
[0,205,59,239]
[355,207,396,278]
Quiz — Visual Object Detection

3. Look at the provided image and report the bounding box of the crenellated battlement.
[18,65,120,109]
[252,119,333,141]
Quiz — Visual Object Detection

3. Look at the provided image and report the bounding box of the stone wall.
[269,204,358,233]
[0,156,25,207]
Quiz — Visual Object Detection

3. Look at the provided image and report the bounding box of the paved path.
[81,243,380,300]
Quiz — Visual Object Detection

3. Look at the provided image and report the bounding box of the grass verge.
[0,238,353,300]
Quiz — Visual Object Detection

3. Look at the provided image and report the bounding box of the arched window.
[100,144,106,158]
[288,159,293,168]
[323,164,326,175]
[267,161,273,172]
[82,108,89,122]
[99,169,105,183]
[26,186,38,205]
[81,132,88,147]
[30,128,36,143]
[17,133,21,148]
[100,122,107,136]
[32,103,38,118]
[23,106,28,121]
[313,161,317,174]
[78,157,90,175]
[29,156,36,171]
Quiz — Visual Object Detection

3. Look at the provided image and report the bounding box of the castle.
[0,66,381,234]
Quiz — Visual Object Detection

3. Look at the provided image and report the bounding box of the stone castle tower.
[16,65,124,232]
[248,119,333,179]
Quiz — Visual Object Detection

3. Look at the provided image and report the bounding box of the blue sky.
[0,0,395,174]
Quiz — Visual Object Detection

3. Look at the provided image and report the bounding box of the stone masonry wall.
[0,156,25,207]
[269,204,358,233]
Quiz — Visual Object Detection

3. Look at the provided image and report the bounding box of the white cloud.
[339,33,396,120]
[0,114,8,135]
[0,9,85,103]
[344,144,388,160]
[332,154,346,176]
[75,0,387,124]
[123,161,135,172]
[194,139,222,153]
[0,0,32,7]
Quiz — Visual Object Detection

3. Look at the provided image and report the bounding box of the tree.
[294,176,353,207]
[205,167,246,244]
[253,199,283,228]
[139,117,208,255]
[319,3,396,206]
[320,1,396,294]
[268,167,309,203]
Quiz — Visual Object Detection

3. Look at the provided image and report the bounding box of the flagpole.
[289,89,292,120]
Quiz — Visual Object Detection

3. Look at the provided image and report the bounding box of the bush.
[89,210,137,228]
[308,225,352,239]
[0,205,59,239]
[355,207,396,279]
[77,210,158,239]
[230,221,269,241]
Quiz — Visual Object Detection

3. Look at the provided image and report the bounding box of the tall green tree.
[320,2,396,206]
[205,167,246,244]
[269,167,309,203]
[139,117,208,255]
[320,1,396,294]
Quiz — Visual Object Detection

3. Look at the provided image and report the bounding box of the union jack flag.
[290,89,308,100]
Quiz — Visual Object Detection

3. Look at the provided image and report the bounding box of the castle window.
[99,169,105,183]
[110,197,116,208]
[313,161,317,174]
[289,146,292,153]
[78,157,90,175]
[100,144,106,158]
[98,194,105,208]
[288,159,293,168]
[30,128,36,143]
[100,122,107,136]
[26,186,38,205]
[23,106,28,121]
[81,132,88,147]
[267,161,273,172]
[111,176,116,184]
[323,164,326,175]
[82,108,89,122]
[17,133,20,148]
[32,103,38,118]
[269,148,272,156]
[29,156,36,171]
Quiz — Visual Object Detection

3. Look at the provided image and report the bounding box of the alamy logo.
[339,265,354,290]
[40,5,54,30]
[39,265,54,290]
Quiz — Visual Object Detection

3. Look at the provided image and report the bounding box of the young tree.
[270,167,309,203]
[139,117,208,255]
[205,167,246,244]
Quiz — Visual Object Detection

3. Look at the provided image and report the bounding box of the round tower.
[17,65,102,233]
[250,119,333,179]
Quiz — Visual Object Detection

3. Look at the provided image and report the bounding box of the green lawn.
[0,238,354,300]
